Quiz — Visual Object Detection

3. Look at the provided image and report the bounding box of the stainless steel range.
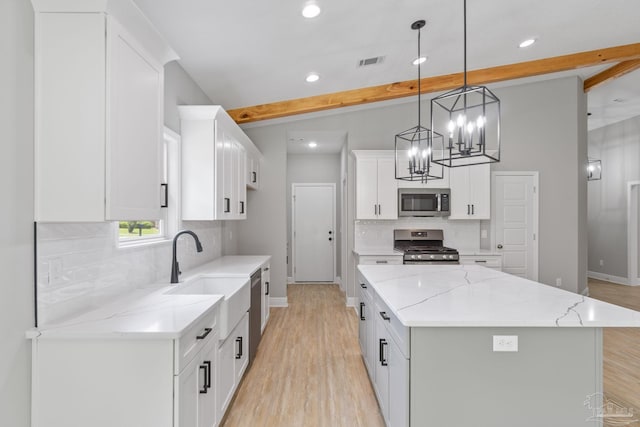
[393,229,460,264]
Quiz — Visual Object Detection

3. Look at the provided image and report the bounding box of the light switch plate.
[493,335,518,352]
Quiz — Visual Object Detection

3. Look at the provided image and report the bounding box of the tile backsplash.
[355,218,481,252]
[36,221,223,326]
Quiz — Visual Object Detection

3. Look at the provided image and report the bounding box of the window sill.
[118,236,172,250]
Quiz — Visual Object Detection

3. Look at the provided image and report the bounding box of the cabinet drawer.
[374,294,409,359]
[459,255,502,270]
[175,310,217,375]
[357,273,375,301]
[357,256,403,266]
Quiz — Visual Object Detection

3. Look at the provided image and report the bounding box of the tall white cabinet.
[353,151,398,220]
[32,0,177,221]
[180,106,259,221]
[448,163,491,219]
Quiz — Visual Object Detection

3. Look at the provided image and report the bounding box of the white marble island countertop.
[358,264,640,327]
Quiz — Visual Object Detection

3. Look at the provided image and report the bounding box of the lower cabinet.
[459,254,503,271]
[358,282,375,377]
[177,336,217,427]
[261,263,271,332]
[216,312,249,424]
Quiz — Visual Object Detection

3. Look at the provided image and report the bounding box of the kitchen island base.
[410,327,603,427]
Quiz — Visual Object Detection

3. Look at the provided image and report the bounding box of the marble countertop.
[27,255,271,340]
[358,264,640,327]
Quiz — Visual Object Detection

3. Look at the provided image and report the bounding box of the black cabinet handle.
[379,338,388,366]
[265,281,269,295]
[472,204,475,215]
[196,327,212,340]
[252,171,257,183]
[475,260,487,263]
[160,183,168,208]
[199,362,209,394]
[224,198,231,213]
[379,311,391,321]
[359,302,365,321]
[264,267,270,271]
[235,337,243,359]
[467,204,470,215]
[240,201,245,214]
[360,283,367,289]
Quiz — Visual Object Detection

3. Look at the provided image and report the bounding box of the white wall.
[238,76,588,302]
[286,153,342,279]
[0,1,34,426]
[588,115,640,280]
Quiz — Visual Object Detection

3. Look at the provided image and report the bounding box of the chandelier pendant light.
[395,20,444,183]
[431,0,501,168]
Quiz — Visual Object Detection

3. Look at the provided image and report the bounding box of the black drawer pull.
[240,201,245,214]
[359,302,365,321]
[265,281,270,295]
[379,311,391,321]
[199,362,210,394]
[379,338,388,366]
[360,283,367,289]
[196,327,212,340]
[475,260,487,263]
[376,260,388,264]
[224,198,230,213]
[235,337,243,359]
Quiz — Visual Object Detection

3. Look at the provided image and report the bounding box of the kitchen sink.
[165,276,250,340]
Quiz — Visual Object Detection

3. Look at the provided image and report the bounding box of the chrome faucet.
[171,230,203,284]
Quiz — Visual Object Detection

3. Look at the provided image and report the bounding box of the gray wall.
[588,115,640,279]
[286,153,342,279]
[492,77,588,294]
[238,76,588,302]
[0,1,34,426]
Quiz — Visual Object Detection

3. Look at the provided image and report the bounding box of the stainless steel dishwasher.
[249,269,262,365]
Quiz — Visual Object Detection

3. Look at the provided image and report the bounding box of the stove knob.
[411,255,417,260]
[417,255,422,259]
[430,255,435,259]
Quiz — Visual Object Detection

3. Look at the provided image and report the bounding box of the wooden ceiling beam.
[228,42,640,124]
[583,59,640,92]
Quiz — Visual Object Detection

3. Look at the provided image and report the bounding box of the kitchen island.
[357,264,640,427]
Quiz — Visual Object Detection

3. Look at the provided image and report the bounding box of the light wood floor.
[221,284,384,427]
[589,279,640,427]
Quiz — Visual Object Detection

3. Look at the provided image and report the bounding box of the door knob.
[497,244,503,249]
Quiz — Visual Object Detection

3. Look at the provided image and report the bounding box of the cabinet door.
[468,163,491,219]
[236,143,247,219]
[222,134,235,219]
[175,353,201,427]
[374,315,390,422]
[449,166,471,219]
[388,339,409,427]
[234,313,250,384]
[261,265,270,331]
[356,158,379,220]
[106,18,163,220]
[217,335,236,423]
[199,338,217,427]
[376,157,398,220]
[358,287,368,365]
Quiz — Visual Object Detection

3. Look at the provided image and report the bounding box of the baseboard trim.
[346,297,357,307]
[269,297,289,307]
[588,271,637,286]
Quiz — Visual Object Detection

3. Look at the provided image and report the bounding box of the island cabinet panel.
[409,327,602,427]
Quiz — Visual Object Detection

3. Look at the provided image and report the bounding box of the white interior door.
[293,184,335,282]
[493,172,539,280]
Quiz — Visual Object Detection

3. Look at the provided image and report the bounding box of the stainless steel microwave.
[398,188,450,217]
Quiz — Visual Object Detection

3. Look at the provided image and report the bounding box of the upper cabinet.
[32,0,178,222]
[180,106,261,221]
[353,151,398,220]
[449,163,491,219]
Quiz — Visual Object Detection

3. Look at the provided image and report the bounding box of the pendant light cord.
[463,0,467,87]
[417,25,422,128]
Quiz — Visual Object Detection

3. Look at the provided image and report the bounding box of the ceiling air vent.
[358,56,385,67]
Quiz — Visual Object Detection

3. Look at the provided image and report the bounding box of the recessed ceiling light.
[518,38,536,48]
[412,56,427,65]
[302,3,321,18]
[305,73,320,83]
[308,142,317,148]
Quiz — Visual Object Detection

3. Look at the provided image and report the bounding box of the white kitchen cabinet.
[216,312,249,424]
[261,263,271,332]
[31,307,218,427]
[449,163,491,219]
[353,151,398,220]
[459,254,503,271]
[358,281,375,378]
[32,0,176,222]
[356,255,403,266]
[246,151,261,190]
[180,106,257,220]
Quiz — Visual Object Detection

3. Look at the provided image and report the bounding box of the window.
[118,127,180,245]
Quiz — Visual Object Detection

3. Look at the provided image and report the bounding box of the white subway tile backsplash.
[36,221,224,326]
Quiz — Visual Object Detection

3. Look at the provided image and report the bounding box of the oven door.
[398,190,441,217]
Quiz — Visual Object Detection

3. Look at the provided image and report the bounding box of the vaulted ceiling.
[134,0,640,130]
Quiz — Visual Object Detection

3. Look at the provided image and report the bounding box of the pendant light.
[395,20,444,183]
[431,0,501,168]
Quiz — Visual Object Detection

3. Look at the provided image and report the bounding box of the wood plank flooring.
[588,279,640,427]
[221,284,384,427]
